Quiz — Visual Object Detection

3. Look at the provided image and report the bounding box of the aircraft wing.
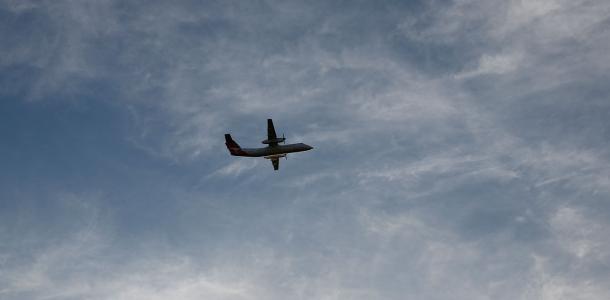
[271,157,280,170]
[267,119,278,143]
[262,119,285,146]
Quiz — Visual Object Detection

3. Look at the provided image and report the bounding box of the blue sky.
[1,0,610,299]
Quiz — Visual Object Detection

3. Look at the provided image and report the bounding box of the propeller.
[282,133,286,144]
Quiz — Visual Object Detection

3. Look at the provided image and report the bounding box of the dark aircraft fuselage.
[230,143,313,157]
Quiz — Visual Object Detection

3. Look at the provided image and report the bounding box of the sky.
[1,0,610,299]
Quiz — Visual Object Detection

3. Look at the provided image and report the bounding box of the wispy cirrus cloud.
[2,0,610,299]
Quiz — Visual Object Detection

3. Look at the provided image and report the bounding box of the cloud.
[455,52,524,78]
[211,159,261,177]
[0,192,261,300]
[2,240,260,300]
[2,0,610,299]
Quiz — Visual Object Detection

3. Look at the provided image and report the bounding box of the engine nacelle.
[264,154,286,159]
[262,137,286,144]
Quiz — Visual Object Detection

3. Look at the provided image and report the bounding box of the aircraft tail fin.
[225,134,243,155]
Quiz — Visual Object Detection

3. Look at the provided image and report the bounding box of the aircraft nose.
[306,145,314,150]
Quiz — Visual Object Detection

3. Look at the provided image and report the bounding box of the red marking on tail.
[225,134,245,155]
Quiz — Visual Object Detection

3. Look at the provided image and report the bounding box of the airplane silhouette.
[225,119,313,170]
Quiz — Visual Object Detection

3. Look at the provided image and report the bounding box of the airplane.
[225,119,313,171]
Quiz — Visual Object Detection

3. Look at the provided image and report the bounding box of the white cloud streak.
[2,0,610,299]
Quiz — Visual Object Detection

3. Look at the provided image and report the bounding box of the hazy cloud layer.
[1,0,610,299]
